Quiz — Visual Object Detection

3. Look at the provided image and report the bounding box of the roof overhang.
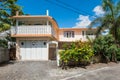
[11,34,58,41]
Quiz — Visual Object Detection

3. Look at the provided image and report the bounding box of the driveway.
[0,61,120,80]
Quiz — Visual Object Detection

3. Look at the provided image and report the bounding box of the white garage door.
[20,40,48,60]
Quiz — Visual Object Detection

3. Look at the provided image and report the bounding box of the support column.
[46,20,49,26]
[15,20,18,34]
[16,39,20,60]
[55,42,60,66]
[16,20,18,26]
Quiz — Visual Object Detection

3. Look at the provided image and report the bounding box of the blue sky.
[17,0,103,28]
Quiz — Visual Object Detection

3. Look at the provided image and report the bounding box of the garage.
[20,40,48,60]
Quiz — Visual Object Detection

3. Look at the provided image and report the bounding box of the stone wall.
[0,48,9,63]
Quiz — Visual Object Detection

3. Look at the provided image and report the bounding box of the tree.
[0,0,23,32]
[0,0,23,48]
[90,0,120,43]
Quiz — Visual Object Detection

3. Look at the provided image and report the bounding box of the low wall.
[0,48,9,63]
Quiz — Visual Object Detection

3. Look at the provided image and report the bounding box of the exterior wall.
[0,48,9,63]
[59,28,95,42]
[59,35,87,42]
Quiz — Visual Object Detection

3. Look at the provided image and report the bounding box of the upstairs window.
[64,31,74,38]
[86,30,95,35]
[82,31,85,36]
[82,30,95,36]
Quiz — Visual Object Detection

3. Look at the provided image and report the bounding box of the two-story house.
[11,11,95,61]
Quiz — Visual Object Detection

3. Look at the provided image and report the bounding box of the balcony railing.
[82,35,95,41]
[11,25,56,37]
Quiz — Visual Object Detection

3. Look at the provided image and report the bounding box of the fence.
[0,48,9,63]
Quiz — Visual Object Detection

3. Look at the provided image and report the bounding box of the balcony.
[11,25,56,39]
[82,35,95,41]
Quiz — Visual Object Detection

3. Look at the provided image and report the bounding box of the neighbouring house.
[58,28,96,49]
[10,10,96,62]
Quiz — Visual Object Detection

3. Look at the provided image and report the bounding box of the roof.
[11,15,52,19]
[59,28,96,31]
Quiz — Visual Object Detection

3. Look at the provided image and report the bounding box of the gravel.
[0,61,120,80]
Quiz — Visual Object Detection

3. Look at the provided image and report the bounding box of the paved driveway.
[0,61,120,80]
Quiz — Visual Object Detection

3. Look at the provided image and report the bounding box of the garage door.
[20,40,48,60]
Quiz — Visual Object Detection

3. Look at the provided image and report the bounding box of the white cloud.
[73,5,105,28]
[93,5,105,16]
[73,15,91,28]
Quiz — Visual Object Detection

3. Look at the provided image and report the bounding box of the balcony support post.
[46,20,49,26]
[16,20,18,26]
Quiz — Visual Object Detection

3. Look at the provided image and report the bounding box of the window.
[86,30,94,35]
[82,31,85,36]
[82,30,95,36]
[64,31,74,38]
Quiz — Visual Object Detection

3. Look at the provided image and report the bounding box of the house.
[10,11,96,61]
[59,28,96,42]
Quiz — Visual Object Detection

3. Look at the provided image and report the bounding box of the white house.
[10,11,96,61]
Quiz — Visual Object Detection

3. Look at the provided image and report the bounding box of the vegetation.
[93,34,120,63]
[90,0,120,43]
[89,0,120,63]
[59,0,120,69]
[59,41,94,69]
[0,0,23,48]
[0,0,23,32]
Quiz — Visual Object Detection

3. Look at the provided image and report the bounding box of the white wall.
[59,33,95,42]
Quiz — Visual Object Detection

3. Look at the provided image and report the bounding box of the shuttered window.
[64,31,74,38]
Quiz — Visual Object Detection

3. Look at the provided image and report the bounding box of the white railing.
[59,35,95,42]
[82,35,95,41]
[11,25,53,35]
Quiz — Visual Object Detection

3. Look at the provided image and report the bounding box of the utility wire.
[45,0,93,16]
[88,0,100,5]
[45,0,83,14]
[56,0,93,16]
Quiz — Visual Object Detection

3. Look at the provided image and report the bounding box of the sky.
[17,0,105,28]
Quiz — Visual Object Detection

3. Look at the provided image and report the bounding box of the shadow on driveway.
[0,61,15,67]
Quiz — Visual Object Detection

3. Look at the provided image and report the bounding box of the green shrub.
[59,41,94,69]
[116,48,120,61]
[93,34,120,62]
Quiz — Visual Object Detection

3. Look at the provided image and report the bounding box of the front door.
[49,44,56,60]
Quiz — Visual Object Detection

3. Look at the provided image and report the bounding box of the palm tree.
[90,0,120,62]
[90,0,120,43]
